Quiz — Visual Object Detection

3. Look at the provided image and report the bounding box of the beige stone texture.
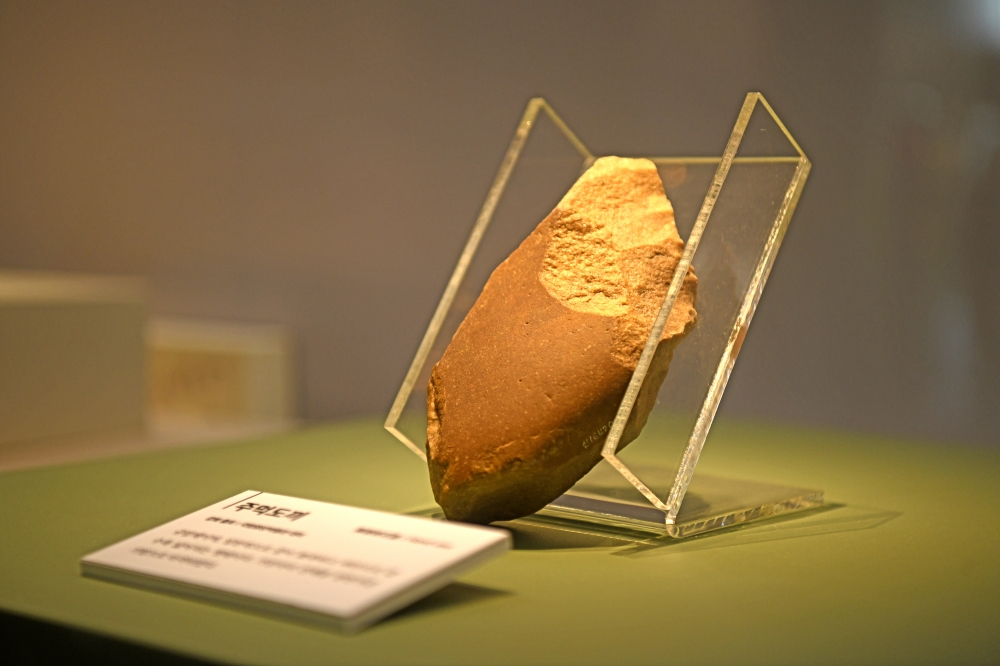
[427,157,697,524]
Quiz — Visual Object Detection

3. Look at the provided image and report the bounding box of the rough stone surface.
[426,156,697,524]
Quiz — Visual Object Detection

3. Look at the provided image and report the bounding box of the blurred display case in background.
[0,271,296,471]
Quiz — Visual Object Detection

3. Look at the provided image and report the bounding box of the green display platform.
[0,420,997,665]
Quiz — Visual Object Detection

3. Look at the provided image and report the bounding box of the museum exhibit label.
[81,491,509,632]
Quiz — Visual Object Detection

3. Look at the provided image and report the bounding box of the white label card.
[81,491,510,631]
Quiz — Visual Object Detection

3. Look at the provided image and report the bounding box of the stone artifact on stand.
[426,156,698,524]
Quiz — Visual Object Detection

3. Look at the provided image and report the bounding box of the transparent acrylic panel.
[386,95,818,538]
[387,101,590,456]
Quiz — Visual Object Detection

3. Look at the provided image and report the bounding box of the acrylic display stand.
[385,94,820,538]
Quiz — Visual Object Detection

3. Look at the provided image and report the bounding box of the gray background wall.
[1,0,998,445]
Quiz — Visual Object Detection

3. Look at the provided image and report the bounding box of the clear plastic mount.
[385,94,820,538]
